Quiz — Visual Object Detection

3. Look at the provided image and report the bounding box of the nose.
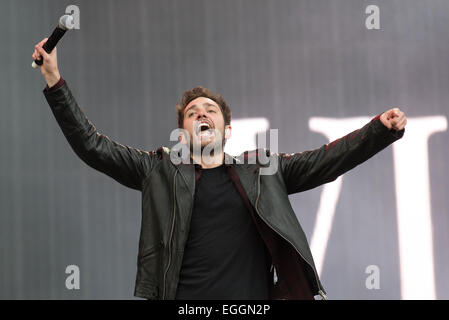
[195,109,206,120]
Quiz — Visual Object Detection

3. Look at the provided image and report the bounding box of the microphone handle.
[33,26,67,67]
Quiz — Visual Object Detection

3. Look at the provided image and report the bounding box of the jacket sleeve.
[43,81,154,191]
[279,115,405,194]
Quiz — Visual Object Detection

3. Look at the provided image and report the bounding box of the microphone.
[31,15,74,69]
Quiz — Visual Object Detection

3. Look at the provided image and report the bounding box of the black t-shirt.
[175,164,270,299]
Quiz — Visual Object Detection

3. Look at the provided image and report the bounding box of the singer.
[32,38,406,300]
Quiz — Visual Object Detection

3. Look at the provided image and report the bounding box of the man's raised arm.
[33,38,154,191]
[279,108,406,194]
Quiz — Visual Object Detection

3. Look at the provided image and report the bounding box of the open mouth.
[195,121,214,136]
[199,122,211,132]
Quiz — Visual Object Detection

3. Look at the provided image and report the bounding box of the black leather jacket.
[44,81,404,300]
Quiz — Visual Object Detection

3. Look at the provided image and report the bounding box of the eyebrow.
[184,103,219,114]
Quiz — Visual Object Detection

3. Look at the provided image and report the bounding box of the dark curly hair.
[176,86,232,128]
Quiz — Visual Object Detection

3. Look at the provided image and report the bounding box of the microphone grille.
[59,15,74,30]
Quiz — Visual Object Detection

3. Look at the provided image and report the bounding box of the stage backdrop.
[1,0,448,299]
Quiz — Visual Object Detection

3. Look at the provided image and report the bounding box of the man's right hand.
[32,38,61,88]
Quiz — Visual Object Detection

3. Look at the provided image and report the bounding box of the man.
[32,38,406,300]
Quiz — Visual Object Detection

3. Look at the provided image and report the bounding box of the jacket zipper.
[254,169,327,300]
[162,170,178,299]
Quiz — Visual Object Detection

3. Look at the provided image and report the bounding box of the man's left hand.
[380,108,407,131]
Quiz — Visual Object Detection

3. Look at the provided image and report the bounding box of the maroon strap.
[194,164,202,182]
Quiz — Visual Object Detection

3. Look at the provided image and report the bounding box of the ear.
[224,125,232,139]
[179,131,187,144]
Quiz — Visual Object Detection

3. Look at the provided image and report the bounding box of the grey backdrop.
[1,0,448,299]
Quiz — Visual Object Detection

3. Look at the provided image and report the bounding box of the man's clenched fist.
[380,108,407,131]
[32,38,60,88]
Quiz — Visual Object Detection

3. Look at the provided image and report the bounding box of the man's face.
[181,97,230,151]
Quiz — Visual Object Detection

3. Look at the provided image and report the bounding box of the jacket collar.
[174,152,259,198]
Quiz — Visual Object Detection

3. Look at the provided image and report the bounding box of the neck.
[191,150,224,169]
